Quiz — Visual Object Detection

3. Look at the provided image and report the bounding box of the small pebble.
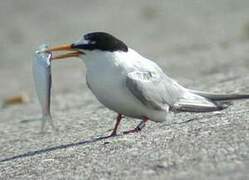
[2,93,30,107]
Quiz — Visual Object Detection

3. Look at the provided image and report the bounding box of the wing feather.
[125,71,222,113]
[126,71,184,110]
[124,55,225,113]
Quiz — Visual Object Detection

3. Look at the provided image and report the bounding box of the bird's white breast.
[83,50,144,118]
[82,49,168,121]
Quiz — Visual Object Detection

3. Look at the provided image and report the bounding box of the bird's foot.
[107,113,123,137]
[123,120,146,134]
[123,128,140,134]
[123,118,148,134]
[109,131,118,137]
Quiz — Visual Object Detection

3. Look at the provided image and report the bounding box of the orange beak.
[47,44,84,60]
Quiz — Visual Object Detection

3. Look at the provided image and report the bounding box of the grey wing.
[126,71,225,113]
[125,71,184,110]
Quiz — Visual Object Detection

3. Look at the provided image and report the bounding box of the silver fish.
[33,44,56,132]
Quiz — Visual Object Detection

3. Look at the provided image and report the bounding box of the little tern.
[47,32,249,136]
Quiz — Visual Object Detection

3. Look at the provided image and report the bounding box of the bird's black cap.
[71,32,128,52]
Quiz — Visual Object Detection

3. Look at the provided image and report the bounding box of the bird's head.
[48,32,128,60]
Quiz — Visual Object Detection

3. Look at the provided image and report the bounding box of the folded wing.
[126,70,229,113]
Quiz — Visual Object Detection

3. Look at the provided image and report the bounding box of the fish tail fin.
[41,114,58,133]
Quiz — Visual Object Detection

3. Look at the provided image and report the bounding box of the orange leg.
[123,117,149,134]
[110,114,123,136]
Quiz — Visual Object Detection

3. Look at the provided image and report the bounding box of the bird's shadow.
[1,111,233,163]
[1,116,197,163]
[0,115,208,163]
[0,134,116,163]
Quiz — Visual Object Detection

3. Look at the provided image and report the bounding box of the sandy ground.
[1,0,249,179]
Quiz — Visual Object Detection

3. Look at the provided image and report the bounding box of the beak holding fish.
[33,43,83,132]
[47,43,84,60]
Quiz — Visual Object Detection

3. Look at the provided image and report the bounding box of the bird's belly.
[94,86,142,117]
[86,72,147,118]
[87,73,167,122]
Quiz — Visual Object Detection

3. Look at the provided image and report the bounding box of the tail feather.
[213,101,233,110]
[189,89,249,101]
[173,101,232,113]
[172,94,232,113]
[173,89,248,113]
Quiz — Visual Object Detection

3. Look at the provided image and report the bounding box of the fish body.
[33,44,55,131]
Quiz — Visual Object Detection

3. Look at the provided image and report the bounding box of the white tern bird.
[47,32,249,136]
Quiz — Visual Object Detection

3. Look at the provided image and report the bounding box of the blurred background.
[1,1,249,179]
[0,0,249,102]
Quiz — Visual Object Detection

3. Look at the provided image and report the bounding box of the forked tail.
[189,89,249,101]
[173,89,249,113]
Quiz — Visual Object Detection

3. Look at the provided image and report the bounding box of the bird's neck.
[83,49,128,67]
